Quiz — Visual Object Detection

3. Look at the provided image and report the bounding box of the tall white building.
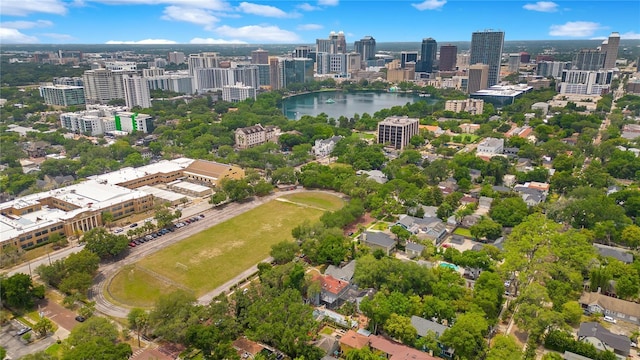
[188,53,219,93]
[115,112,153,133]
[123,75,151,109]
[40,85,85,106]
[143,67,165,77]
[222,83,257,103]
[196,67,260,92]
[146,72,194,95]
[82,68,126,104]
[168,51,186,64]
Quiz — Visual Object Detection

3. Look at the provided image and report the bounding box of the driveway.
[1,321,55,360]
[37,298,81,332]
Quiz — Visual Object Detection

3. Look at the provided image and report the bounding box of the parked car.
[128,242,136,247]
[16,327,31,336]
[75,316,86,322]
[145,235,153,241]
[130,223,138,228]
[603,316,617,324]
[199,214,205,219]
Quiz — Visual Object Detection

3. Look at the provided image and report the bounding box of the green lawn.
[280,191,344,210]
[453,227,472,238]
[108,264,179,308]
[109,193,343,303]
[351,132,376,140]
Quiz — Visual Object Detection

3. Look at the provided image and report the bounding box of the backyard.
[107,192,344,307]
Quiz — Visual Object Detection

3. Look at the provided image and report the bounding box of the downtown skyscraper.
[419,38,437,73]
[470,30,505,87]
[354,36,377,62]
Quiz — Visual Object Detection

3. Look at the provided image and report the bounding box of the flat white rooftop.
[88,158,195,185]
[169,180,211,193]
[138,185,188,202]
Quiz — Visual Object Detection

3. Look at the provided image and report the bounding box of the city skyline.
[0,0,639,45]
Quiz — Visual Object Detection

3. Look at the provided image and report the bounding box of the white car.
[603,316,617,324]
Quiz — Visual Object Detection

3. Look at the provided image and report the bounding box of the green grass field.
[453,227,472,238]
[108,192,343,305]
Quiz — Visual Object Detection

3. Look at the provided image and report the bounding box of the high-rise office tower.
[467,63,489,93]
[269,57,314,90]
[520,52,531,64]
[419,38,437,73]
[123,75,151,109]
[439,44,457,71]
[293,46,312,59]
[354,36,377,62]
[401,51,418,69]
[470,30,505,87]
[508,54,520,73]
[251,49,269,65]
[377,116,419,150]
[602,32,620,69]
[573,49,606,71]
[316,31,347,54]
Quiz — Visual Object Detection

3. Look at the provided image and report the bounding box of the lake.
[281,90,437,120]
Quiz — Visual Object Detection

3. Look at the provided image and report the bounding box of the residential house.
[395,215,447,243]
[476,138,504,158]
[469,169,482,182]
[314,136,343,157]
[577,322,631,359]
[503,174,516,187]
[339,330,370,354]
[421,206,438,218]
[505,125,533,139]
[460,196,477,206]
[593,244,634,264]
[563,351,594,360]
[410,315,455,359]
[315,334,339,358]
[503,147,520,157]
[360,231,396,255]
[356,170,388,184]
[35,174,75,191]
[460,123,480,134]
[369,335,437,360]
[579,292,640,325]
[24,141,49,158]
[310,273,351,309]
[514,183,548,206]
[515,158,533,172]
[406,242,426,258]
[460,214,481,228]
[478,196,493,210]
[419,125,445,137]
[325,260,356,282]
[232,337,265,359]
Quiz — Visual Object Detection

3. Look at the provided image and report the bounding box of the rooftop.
[472,84,533,97]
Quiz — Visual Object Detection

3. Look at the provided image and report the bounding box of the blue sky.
[0,0,639,44]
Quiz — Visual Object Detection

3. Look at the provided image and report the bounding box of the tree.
[83,227,129,259]
[384,314,417,345]
[344,347,379,360]
[470,217,503,241]
[210,190,228,206]
[562,301,583,326]
[253,179,274,197]
[154,206,178,229]
[33,317,54,338]
[620,224,640,249]
[0,346,5,360]
[486,335,522,360]
[128,308,149,348]
[148,290,198,344]
[489,197,529,227]
[440,312,488,360]
[65,249,99,275]
[221,178,254,202]
[0,273,44,309]
[78,301,96,319]
[270,241,298,265]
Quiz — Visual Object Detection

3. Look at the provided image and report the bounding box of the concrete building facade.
[377,116,419,150]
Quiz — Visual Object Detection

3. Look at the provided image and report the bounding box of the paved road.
[5,244,86,277]
[90,189,336,318]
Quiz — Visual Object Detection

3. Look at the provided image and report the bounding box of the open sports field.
[108,192,344,305]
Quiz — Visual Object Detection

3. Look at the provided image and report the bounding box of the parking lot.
[126,214,205,249]
[0,320,55,360]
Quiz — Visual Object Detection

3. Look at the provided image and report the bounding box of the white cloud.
[297,23,323,31]
[190,37,247,44]
[214,25,300,43]
[42,33,76,41]
[1,0,67,16]
[106,38,178,44]
[88,0,230,11]
[411,0,446,11]
[523,1,558,12]
[161,6,219,29]
[237,2,292,18]
[297,3,320,11]
[549,21,601,37]
[0,20,53,29]
[0,27,39,43]
[317,0,338,6]
[619,31,640,40]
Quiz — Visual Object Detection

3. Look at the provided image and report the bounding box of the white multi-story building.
[60,106,152,135]
[123,75,151,109]
[477,137,504,157]
[377,116,419,150]
[196,67,260,92]
[235,124,280,149]
[222,83,256,103]
[39,85,85,106]
[82,69,126,104]
[445,99,484,115]
[168,51,186,64]
[559,69,615,95]
[145,72,194,95]
[104,61,137,71]
[143,67,165,77]
[536,61,571,79]
[188,53,219,93]
[116,112,153,133]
